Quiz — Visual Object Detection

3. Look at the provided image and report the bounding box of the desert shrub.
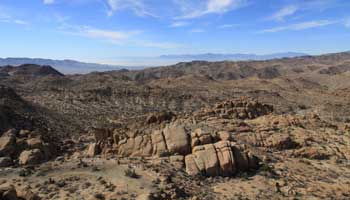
[124,168,139,179]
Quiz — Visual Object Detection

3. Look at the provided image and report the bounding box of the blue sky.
[0,0,350,65]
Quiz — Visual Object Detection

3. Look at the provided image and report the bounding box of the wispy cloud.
[105,0,157,17]
[175,0,247,19]
[58,23,139,44]
[265,0,344,22]
[190,28,205,33]
[218,23,239,29]
[0,6,29,26]
[43,0,55,5]
[266,5,299,22]
[261,20,338,33]
[170,21,190,28]
[57,20,181,48]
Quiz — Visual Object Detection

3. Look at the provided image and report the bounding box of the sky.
[0,0,350,65]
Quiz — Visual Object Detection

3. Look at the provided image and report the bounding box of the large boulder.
[150,130,168,156]
[185,141,259,177]
[16,187,41,200]
[190,129,213,148]
[0,134,16,157]
[86,143,101,157]
[18,149,44,165]
[0,185,17,200]
[163,124,190,155]
[214,141,236,176]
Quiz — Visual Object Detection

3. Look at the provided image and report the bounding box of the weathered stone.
[86,143,100,157]
[16,188,41,200]
[0,134,16,157]
[190,129,213,148]
[26,137,43,150]
[217,131,231,141]
[214,141,236,176]
[265,134,299,150]
[0,185,17,200]
[185,141,259,176]
[163,124,190,155]
[191,144,220,176]
[185,154,201,176]
[18,149,44,165]
[151,130,168,156]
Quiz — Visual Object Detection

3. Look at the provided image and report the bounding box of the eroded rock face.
[0,133,16,157]
[196,98,273,120]
[185,141,259,177]
[115,125,260,177]
[117,123,190,157]
[0,185,40,200]
[86,99,270,177]
[163,123,190,155]
[19,149,44,165]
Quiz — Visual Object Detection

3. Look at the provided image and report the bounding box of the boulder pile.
[195,97,273,120]
[88,123,260,177]
[0,129,55,167]
[0,184,40,200]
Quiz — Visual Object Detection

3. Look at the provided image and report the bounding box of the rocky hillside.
[0,52,350,200]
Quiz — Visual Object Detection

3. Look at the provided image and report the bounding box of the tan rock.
[214,141,236,176]
[86,143,100,157]
[16,188,40,200]
[163,123,190,155]
[191,129,213,148]
[151,130,168,156]
[217,131,231,141]
[26,137,43,150]
[0,134,16,157]
[185,154,201,176]
[0,185,17,200]
[19,149,44,165]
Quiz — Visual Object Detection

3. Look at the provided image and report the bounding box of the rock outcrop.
[0,185,40,200]
[195,98,273,120]
[89,121,260,177]
[185,141,259,177]
[19,149,44,165]
[0,129,55,166]
[117,123,190,157]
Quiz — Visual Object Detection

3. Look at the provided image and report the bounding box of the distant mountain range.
[0,52,308,74]
[158,52,308,61]
[0,58,125,74]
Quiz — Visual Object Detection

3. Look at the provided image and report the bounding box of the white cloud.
[218,24,239,29]
[261,20,338,33]
[43,0,55,5]
[106,0,157,17]
[266,5,299,22]
[170,21,190,27]
[175,0,246,19]
[0,6,29,26]
[59,24,139,44]
[57,22,181,48]
[13,19,29,25]
[82,27,134,43]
